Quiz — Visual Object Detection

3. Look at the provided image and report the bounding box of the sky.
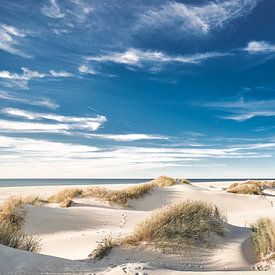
[0,0,275,178]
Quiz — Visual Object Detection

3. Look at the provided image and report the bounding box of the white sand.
[0,180,274,274]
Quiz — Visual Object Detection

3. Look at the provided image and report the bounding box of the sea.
[0,178,274,187]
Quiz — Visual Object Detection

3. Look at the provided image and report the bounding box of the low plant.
[251,217,275,262]
[227,182,263,195]
[125,200,227,249]
[48,188,83,203]
[89,237,117,260]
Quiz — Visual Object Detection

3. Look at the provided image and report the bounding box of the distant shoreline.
[0,178,275,187]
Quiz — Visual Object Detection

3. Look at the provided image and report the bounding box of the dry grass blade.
[60,198,73,208]
[251,217,275,262]
[151,175,177,187]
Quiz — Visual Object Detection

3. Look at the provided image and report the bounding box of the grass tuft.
[177,178,191,184]
[0,197,41,252]
[126,200,227,250]
[251,217,275,262]
[151,175,177,187]
[89,237,117,260]
[83,183,153,207]
[60,198,73,208]
[227,181,263,195]
[48,188,83,203]
[0,222,40,252]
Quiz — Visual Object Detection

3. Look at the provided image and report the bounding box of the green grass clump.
[126,200,227,249]
[251,217,275,262]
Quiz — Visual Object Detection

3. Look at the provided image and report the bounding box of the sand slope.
[0,181,275,274]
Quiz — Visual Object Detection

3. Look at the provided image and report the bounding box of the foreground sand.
[0,180,275,274]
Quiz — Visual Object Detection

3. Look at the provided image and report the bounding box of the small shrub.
[48,188,83,203]
[126,200,227,249]
[251,217,275,262]
[89,237,117,260]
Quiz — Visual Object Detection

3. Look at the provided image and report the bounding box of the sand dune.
[0,180,274,274]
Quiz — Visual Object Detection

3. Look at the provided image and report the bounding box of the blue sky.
[0,0,275,178]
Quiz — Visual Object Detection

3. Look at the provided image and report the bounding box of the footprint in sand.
[119,213,128,228]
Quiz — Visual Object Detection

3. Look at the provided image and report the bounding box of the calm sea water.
[0,178,274,187]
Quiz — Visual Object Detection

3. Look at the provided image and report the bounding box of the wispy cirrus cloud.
[78,65,97,75]
[0,24,29,57]
[2,108,107,132]
[86,48,227,68]
[0,91,59,110]
[0,67,73,89]
[137,0,260,36]
[87,133,168,142]
[244,41,275,54]
[202,98,275,121]
[41,0,65,18]
[0,134,273,177]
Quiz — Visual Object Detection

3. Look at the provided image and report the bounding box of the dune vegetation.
[226,181,264,195]
[127,200,227,249]
[47,176,183,207]
[90,200,227,259]
[227,180,275,195]
[0,196,41,252]
[251,217,275,263]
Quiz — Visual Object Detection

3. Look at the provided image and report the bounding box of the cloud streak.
[2,108,107,132]
[244,41,275,54]
[0,91,59,110]
[86,48,227,67]
[0,24,29,57]
[0,67,73,89]
[137,0,260,36]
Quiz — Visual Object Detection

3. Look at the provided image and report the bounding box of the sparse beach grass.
[48,188,83,203]
[0,196,41,252]
[89,200,227,259]
[251,217,275,263]
[226,181,264,195]
[127,200,227,249]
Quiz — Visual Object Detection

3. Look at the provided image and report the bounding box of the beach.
[0,179,274,274]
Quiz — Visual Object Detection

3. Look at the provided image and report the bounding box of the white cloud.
[202,98,275,121]
[244,41,275,54]
[41,0,65,18]
[2,108,107,132]
[0,24,29,57]
[138,0,260,35]
[0,91,59,110]
[0,120,69,133]
[86,48,227,66]
[224,111,275,121]
[78,65,97,75]
[49,70,73,77]
[0,67,73,89]
[87,133,168,142]
[0,135,273,177]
